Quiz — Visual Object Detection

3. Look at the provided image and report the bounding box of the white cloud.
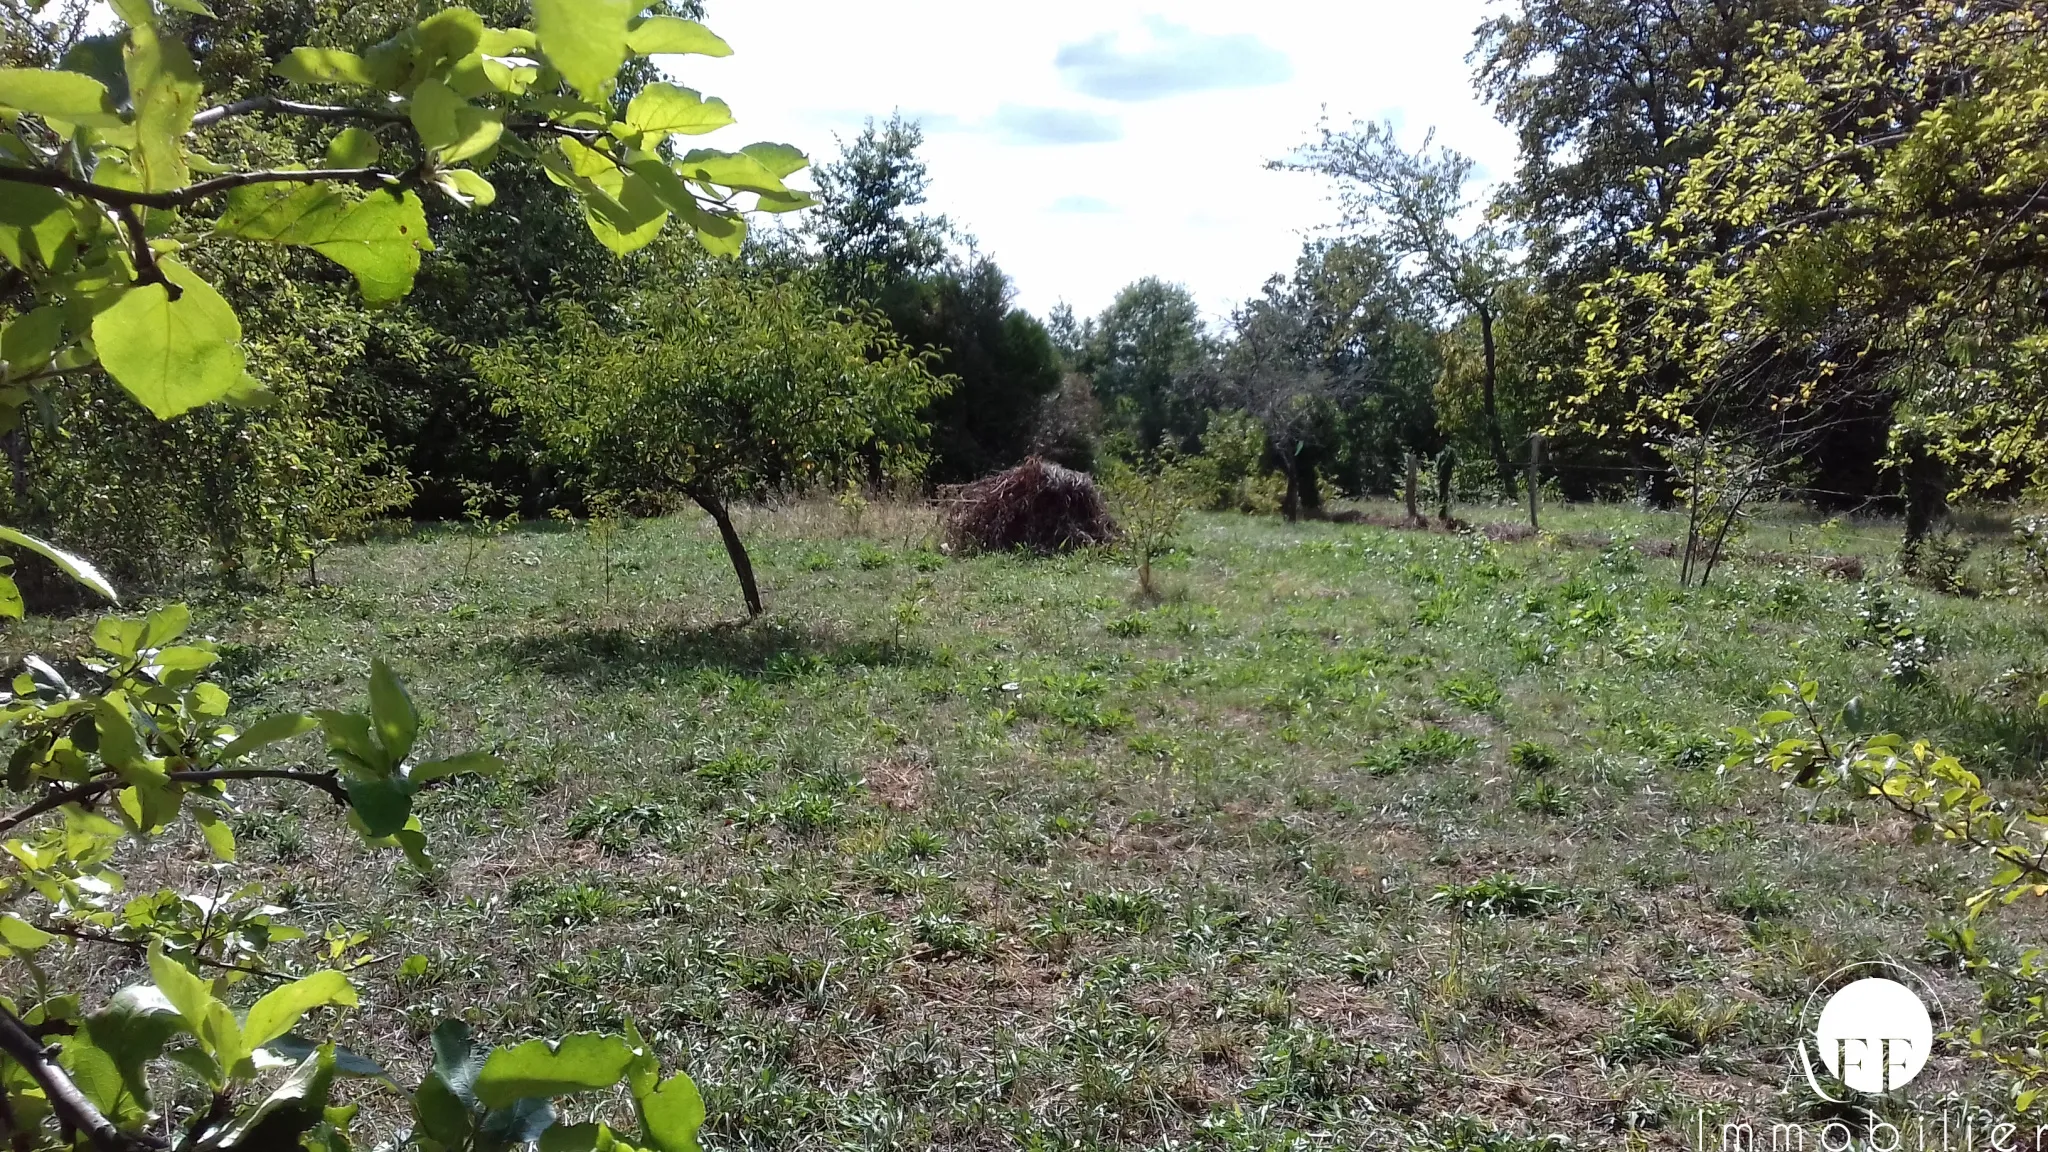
[681,0,1515,323]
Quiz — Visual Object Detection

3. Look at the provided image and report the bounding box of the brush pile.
[942,456,1119,554]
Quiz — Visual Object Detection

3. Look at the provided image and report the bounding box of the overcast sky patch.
[1055,17,1292,102]
[989,104,1125,145]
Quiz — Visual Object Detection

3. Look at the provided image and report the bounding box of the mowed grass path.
[76,502,2048,1148]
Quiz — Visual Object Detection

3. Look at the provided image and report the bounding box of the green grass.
[28,496,2046,1147]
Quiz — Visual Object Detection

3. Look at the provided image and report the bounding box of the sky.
[682,0,1520,324]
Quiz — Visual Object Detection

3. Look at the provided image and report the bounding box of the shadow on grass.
[488,618,930,688]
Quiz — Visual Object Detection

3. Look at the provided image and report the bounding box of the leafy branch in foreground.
[0,0,814,423]
[1736,681,2048,1110]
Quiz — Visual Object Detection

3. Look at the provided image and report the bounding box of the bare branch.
[0,768,348,839]
[0,163,401,212]
[191,95,408,131]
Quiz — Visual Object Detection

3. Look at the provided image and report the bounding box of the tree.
[484,250,946,616]
[0,5,797,1146]
[809,112,951,303]
[1276,121,1522,496]
[1574,0,2048,514]
[1079,278,1210,454]
[881,255,1061,482]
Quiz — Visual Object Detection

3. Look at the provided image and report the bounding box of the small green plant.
[1507,740,1560,774]
[1598,984,1747,1064]
[1430,873,1566,918]
[457,478,521,586]
[1359,727,1480,776]
[586,489,633,603]
[1903,528,1973,594]
[1512,778,1577,816]
[1100,451,1202,599]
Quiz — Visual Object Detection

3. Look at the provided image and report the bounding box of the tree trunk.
[1280,454,1303,522]
[692,491,762,617]
[1297,456,1322,518]
[1479,305,1516,498]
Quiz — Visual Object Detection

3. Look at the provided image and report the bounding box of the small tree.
[485,254,946,616]
[1100,452,1200,600]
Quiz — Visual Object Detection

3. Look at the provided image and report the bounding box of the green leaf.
[0,526,115,601]
[625,17,731,58]
[0,185,77,269]
[624,83,732,138]
[0,575,21,619]
[481,1097,558,1146]
[409,77,504,163]
[409,750,501,784]
[0,913,54,951]
[473,1033,638,1107]
[0,68,122,128]
[94,616,144,659]
[541,1123,619,1152]
[413,1072,476,1147]
[215,187,433,306]
[243,970,358,1050]
[431,168,497,208]
[92,258,247,419]
[84,985,185,1109]
[260,1034,388,1080]
[0,305,64,374]
[368,658,418,764]
[193,808,236,860]
[316,709,386,774]
[414,6,486,74]
[325,126,381,168]
[750,189,818,214]
[148,940,246,1077]
[140,601,189,647]
[535,0,634,101]
[344,774,414,839]
[740,142,809,179]
[124,15,203,192]
[275,48,374,86]
[205,1045,336,1149]
[219,712,319,761]
[431,1018,487,1103]
[675,149,785,195]
[635,1072,704,1152]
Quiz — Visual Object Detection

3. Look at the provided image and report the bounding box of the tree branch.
[0,1005,165,1151]
[190,95,408,131]
[0,163,401,212]
[0,768,348,839]
[33,923,277,979]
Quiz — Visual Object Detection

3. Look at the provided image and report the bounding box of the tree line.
[3,0,2043,602]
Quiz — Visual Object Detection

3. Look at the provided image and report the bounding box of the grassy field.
[31,498,2048,1149]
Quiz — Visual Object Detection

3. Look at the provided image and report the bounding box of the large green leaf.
[473,1034,637,1107]
[675,149,786,196]
[0,185,76,269]
[274,48,373,86]
[343,774,414,839]
[204,1046,336,1150]
[92,259,246,419]
[535,0,633,101]
[0,526,116,602]
[409,750,502,784]
[0,306,65,374]
[214,187,432,306]
[409,77,504,163]
[0,68,123,128]
[147,941,247,1078]
[624,83,732,138]
[741,142,809,179]
[635,1072,705,1152]
[123,16,203,192]
[218,712,320,761]
[84,985,185,1110]
[367,658,418,764]
[324,127,381,168]
[242,970,358,1050]
[625,17,730,58]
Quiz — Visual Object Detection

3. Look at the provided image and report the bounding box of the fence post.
[1404,451,1419,523]
[1527,433,1543,530]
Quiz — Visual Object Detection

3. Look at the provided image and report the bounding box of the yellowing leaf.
[432,168,496,207]
[92,259,246,419]
[535,0,634,101]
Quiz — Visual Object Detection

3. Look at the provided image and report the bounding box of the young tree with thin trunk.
[482,250,946,617]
